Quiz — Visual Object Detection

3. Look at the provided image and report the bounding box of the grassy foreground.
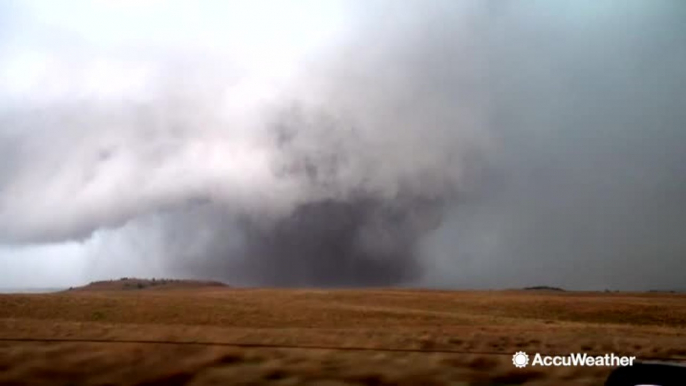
[0,288,685,385]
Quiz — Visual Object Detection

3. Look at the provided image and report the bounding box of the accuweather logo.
[512,352,636,368]
[512,351,529,368]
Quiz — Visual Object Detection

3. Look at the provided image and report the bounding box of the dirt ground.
[0,288,684,385]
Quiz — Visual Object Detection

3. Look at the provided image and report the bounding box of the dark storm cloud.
[1,0,685,290]
[137,105,455,286]
[423,0,686,290]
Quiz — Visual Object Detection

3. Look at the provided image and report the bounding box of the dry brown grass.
[0,288,685,385]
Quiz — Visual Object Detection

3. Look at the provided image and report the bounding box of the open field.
[1,288,685,385]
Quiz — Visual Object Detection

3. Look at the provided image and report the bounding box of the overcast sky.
[1,0,684,290]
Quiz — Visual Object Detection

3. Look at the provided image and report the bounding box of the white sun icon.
[512,351,529,368]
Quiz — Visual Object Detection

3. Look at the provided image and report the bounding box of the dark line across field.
[0,337,683,363]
